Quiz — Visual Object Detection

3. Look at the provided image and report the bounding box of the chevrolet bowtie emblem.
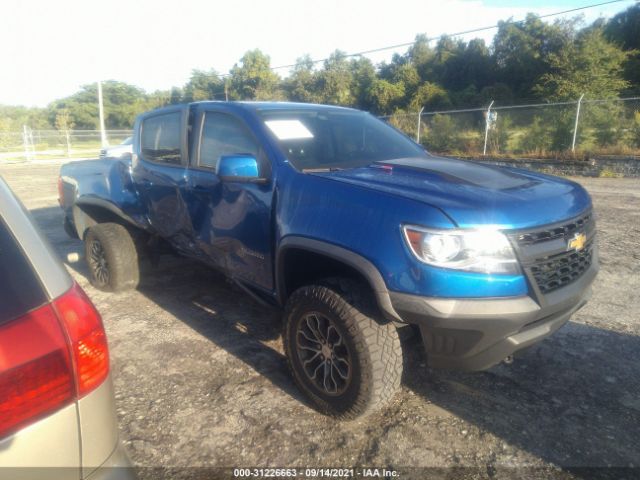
[568,232,587,251]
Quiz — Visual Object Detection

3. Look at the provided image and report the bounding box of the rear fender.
[72,199,141,239]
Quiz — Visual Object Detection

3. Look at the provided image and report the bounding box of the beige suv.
[0,177,135,480]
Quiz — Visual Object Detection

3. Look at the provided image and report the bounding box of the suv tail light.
[0,304,74,438]
[53,284,109,396]
[0,283,109,439]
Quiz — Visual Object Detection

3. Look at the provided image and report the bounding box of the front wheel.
[283,280,403,419]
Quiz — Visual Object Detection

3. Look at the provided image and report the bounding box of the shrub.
[630,111,640,148]
[599,168,623,178]
[586,103,626,147]
[518,116,552,154]
[487,114,512,154]
[425,114,460,152]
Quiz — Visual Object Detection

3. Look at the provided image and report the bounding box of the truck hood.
[314,156,591,229]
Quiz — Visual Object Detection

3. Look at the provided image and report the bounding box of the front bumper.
[390,263,597,371]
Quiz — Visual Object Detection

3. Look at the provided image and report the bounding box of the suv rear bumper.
[85,442,136,480]
[389,263,597,371]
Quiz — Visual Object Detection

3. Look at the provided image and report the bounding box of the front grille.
[529,241,594,294]
[516,212,593,246]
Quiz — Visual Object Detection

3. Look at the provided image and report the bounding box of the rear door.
[131,106,194,253]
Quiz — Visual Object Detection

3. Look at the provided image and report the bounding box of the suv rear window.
[0,218,47,325]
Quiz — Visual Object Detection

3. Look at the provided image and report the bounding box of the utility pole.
[224,81,229,101]
[416,106,425,143]
[572,93,585,153]
[97,81,108,148]
[23,125,32,162]
[483,100,495,156]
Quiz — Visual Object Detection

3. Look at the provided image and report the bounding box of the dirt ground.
[1,161,639,479]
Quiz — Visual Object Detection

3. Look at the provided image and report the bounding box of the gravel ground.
[1,161,639,479]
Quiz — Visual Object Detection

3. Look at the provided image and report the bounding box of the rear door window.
[141,112,183,165]
[0,218,47,325]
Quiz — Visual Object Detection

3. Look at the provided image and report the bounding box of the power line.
[193,0,634,100]
[193,0,633,87]
[267,0,634,73]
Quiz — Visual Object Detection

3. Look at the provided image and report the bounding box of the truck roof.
[137,101,360,120]
[191,101,358,112]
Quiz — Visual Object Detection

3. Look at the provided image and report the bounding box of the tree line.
[1,4,638,133]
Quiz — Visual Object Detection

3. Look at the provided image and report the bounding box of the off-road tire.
[84,223,140,292]
[283,278,403,419]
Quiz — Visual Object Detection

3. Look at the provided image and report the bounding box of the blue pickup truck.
[59,101,598,418]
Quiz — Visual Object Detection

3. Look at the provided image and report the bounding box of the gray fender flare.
[72,197,141,239]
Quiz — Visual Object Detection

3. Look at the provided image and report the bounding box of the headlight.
[402,225,520,275]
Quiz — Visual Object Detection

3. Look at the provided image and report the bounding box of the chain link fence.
[2,97,639,162]
[0,129,133,162]
[384,96,640,157]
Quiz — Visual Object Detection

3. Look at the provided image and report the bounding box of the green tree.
[317,50,355,105]
[390,63,420,106]
[445,39,495,94]
[630,111,640,148]
[54,108,74,131]
[350,57,377,110]
[533,27,630,151]
[407,34,433,78]
[487,114,512,154]
[535,27,630,100]
[283,55,320,103]
[169,87,183,105]
[368,79,405,113]
[605,4,640,91]
[409,82,450,111]
[147,90,172,109]
[517,116,552,154]
[493,14,576,98]
[55,108,74,156]
[183,69,224,102]
[425,114,460,152]
[0,105,50,130]
[229,49,282,100]
[47,81,149,129]
[478,83,514,105]
[430,35,464,85]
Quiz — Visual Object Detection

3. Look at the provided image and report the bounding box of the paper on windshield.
[265,120,314,140]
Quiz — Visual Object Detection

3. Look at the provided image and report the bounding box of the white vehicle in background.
[99,137,132,159]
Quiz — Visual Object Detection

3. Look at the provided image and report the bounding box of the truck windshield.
[258,109,427,171]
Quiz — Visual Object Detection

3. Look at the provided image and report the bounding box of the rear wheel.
[84,223,140,292]
[283,279,403,419]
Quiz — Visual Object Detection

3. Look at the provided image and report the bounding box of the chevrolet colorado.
[58,102,598,418]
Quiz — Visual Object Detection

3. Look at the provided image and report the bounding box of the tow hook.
[503,355,514,365]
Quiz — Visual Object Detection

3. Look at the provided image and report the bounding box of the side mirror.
[216,154,267,183]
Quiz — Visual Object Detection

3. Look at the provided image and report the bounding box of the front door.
[186,108,275,292]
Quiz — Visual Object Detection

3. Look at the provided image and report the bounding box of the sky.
[0,0,634,107]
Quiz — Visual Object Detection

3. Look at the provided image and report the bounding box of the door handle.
[191,184,211,194]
